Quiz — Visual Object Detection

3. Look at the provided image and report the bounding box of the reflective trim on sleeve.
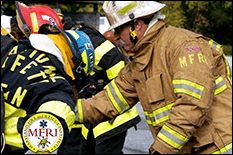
[208,39,232,84]
[106,61,125,80]
[157,124,189,150]
[93,106,138,138]
[210,142,232,154]
[5,117,24,149]
[173,79,204,100]
[94,40,115,66]
[104,79,130,114]
[4,103,27,149]
[144,102,175,126]
[75,99,84,123]
[37,101,75,131]
[214,76,227,96]
[72,124,89,140]
[208,39,222,52]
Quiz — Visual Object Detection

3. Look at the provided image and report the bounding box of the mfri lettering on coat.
[179,53,208,68]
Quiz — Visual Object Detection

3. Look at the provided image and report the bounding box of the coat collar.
[132,20,165,71]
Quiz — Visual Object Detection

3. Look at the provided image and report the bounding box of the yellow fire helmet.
[103,1,166,31]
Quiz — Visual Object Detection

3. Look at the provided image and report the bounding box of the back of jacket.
[1,39,75,153]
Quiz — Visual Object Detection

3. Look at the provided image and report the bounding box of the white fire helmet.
[103,1,166,31]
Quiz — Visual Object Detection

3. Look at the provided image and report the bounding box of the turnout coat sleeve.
[76,63,139,124]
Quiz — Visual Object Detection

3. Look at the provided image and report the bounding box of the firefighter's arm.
[75,66,139,124]
[153,40,216,154]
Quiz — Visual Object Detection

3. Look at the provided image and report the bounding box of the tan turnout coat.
[77,20,232,154]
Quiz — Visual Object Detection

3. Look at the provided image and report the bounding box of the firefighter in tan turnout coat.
[75,1,232,154]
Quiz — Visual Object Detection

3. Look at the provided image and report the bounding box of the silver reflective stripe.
[214,76,227,96]
[159,127,187,146]
[215,80,225,89]
[223,147,232,154]
[212,41,217,49]
[173,84,203,96]
[144,102,174,126]
[108,81,127,112]
[155,108,170,120]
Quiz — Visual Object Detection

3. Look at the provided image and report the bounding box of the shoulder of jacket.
[161,26,202,49]
[166,25,201,39]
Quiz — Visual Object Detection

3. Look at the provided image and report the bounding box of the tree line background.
[2,1,232,55]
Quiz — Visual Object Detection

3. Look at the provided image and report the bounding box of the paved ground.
[122,103,154,154]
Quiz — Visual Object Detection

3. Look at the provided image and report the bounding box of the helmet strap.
[63,31,86,74]
[128,13,138,45]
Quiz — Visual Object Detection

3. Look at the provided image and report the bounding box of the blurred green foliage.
[2,1,232,55]
[160,1,232,56]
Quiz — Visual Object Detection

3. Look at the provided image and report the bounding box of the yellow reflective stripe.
[1,26,9,35]
[90,66,103,76]
[81,50,88,74]
[72,124,89,140]
[111,79,130,111]
[210,142,232,154]
[81,125,89,140]
[72,124,82,128]
[208,39,222,52]
[105,84,122,113]
[208,39,232,84]
[30,12,39,33]
[66,30,80,40]
[158,124,189,150]
[208,39,215,45]
[75,99,84,123]
[145,111,156,126]
[104,79,130,114]
[4,103,26,149]
[173,79,204,100]
[93,106,138,138]
[5,117,24,149]
[4,102,26,118]
[214,76,227,96]
[1,26,18,41]
[144,102,175,126]
[117,1,137,15]
[94,40,115,66]
[37,101,75,132]
[106,61,125,80]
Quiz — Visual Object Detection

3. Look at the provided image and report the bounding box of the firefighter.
[74,1,232,154]
[62,23,141,154]
[1,1,95,154]
[103,30,133,63]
